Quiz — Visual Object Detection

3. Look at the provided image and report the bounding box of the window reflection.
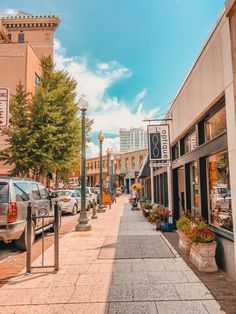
[184,131,197,154]
[190,161,199,216]
[208,151,232,232]
[205,107,226,141]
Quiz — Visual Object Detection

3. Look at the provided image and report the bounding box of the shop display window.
[208,151,232,233]
[204,107,226,142]
[190,161,199,216]
[184,131,197,154]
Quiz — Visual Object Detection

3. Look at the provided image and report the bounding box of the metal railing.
[26,202,60,273]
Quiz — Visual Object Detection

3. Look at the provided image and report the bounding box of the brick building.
[0,12,60,175]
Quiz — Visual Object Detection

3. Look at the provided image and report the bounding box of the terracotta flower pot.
[189,241,218,272]
[178,231,192,255]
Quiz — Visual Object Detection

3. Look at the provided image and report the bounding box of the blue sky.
[0,0,225,156]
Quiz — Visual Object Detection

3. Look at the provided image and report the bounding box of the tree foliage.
[0,84,32,176]
[0,57,92,179]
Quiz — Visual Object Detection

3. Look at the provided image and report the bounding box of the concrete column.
[225,84,236,265]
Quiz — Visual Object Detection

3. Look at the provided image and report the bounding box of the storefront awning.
[138,154,150,178]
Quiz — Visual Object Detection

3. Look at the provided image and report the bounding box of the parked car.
[0,177,56,251]
[51,190,81,215]
[75,187,97,208]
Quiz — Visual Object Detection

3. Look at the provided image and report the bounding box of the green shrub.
[148,205,160,223]
[176,217,191,235]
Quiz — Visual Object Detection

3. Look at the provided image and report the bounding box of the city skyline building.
[119,127,148,152]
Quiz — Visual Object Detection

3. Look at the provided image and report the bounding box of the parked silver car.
[52,190,81,215]
[75,187,97,208]
[0,177,55,250]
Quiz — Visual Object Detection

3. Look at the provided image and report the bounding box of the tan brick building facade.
[0,12,60,175]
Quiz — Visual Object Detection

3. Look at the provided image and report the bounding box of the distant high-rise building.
[120,127,148,151]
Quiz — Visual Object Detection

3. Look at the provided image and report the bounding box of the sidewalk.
[0,195,224,314]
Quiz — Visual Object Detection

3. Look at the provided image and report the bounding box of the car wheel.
[72,204,78,215]
[15,220,36,251]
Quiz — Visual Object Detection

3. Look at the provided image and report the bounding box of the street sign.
[0,88,9,127]
[147,124,170,165]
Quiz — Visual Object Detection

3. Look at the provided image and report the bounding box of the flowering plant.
[190,221,215,243]
[159,209,171,221]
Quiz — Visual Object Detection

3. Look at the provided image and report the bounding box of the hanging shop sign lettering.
[0,88,9,127]
[147,124,170,166]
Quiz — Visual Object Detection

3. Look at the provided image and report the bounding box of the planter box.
[189,241,218,273]
[178,231,192,255]
[160,222,173,232]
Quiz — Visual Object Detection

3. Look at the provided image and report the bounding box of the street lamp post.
[110,153,114,190]
[106,148,111,189]
[76,96,91,232]
[97,131,106,213]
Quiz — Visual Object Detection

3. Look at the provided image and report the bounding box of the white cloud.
[0,8,17,16]
[54,39,160,156]
[87,137,120,158]
[135,89,147,103]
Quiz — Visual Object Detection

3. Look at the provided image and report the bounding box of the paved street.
[0,195,224,314]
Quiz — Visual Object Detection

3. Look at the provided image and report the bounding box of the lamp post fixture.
[97,131,106,213]
[75,96,91,231]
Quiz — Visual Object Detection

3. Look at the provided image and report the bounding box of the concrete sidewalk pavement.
[0,195,225,314]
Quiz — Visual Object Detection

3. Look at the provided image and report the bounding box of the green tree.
[0,57,92,182]
[0,84,32,176]
[30,57,92,184]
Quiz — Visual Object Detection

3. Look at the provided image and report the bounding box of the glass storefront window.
[184,131,197,154]
[205,107,226,142]
[172,143,179,160]
[208,151,232,233]
[190,161,199,216]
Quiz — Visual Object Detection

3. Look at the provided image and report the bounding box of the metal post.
[98,140,105,213]
[150,164,154,204]
[107,154,110,189]
[54,201,59,271]
[26,202,32,273]
[76,109,91,231]
[91,199,97,219]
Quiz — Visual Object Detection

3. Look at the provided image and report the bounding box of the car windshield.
[0,182,8,203]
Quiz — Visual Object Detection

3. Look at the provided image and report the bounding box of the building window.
[131,157,135,169]
[208,151,232,233]
[94,161,96,169]
[183,131,197,154]
[172,143,179,160]
[7,34,11,41]
[125,158,129,169]
[35,73,40,85]
[18,33,25,43]
[139,155,143,166]
[204,107,226,142]
[190,161,199,216]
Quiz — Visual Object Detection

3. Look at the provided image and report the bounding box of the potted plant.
[143,202,152,217]
[189,220,218,272]
[176,217,192,254]
[148,205,161,231]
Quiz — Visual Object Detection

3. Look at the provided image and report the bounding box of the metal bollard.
[91,199,98,219]
[26,202,32,273]
[54,201,59,272]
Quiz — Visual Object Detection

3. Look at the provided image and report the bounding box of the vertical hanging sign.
[147,124,170,166]
[0,88,9,127]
